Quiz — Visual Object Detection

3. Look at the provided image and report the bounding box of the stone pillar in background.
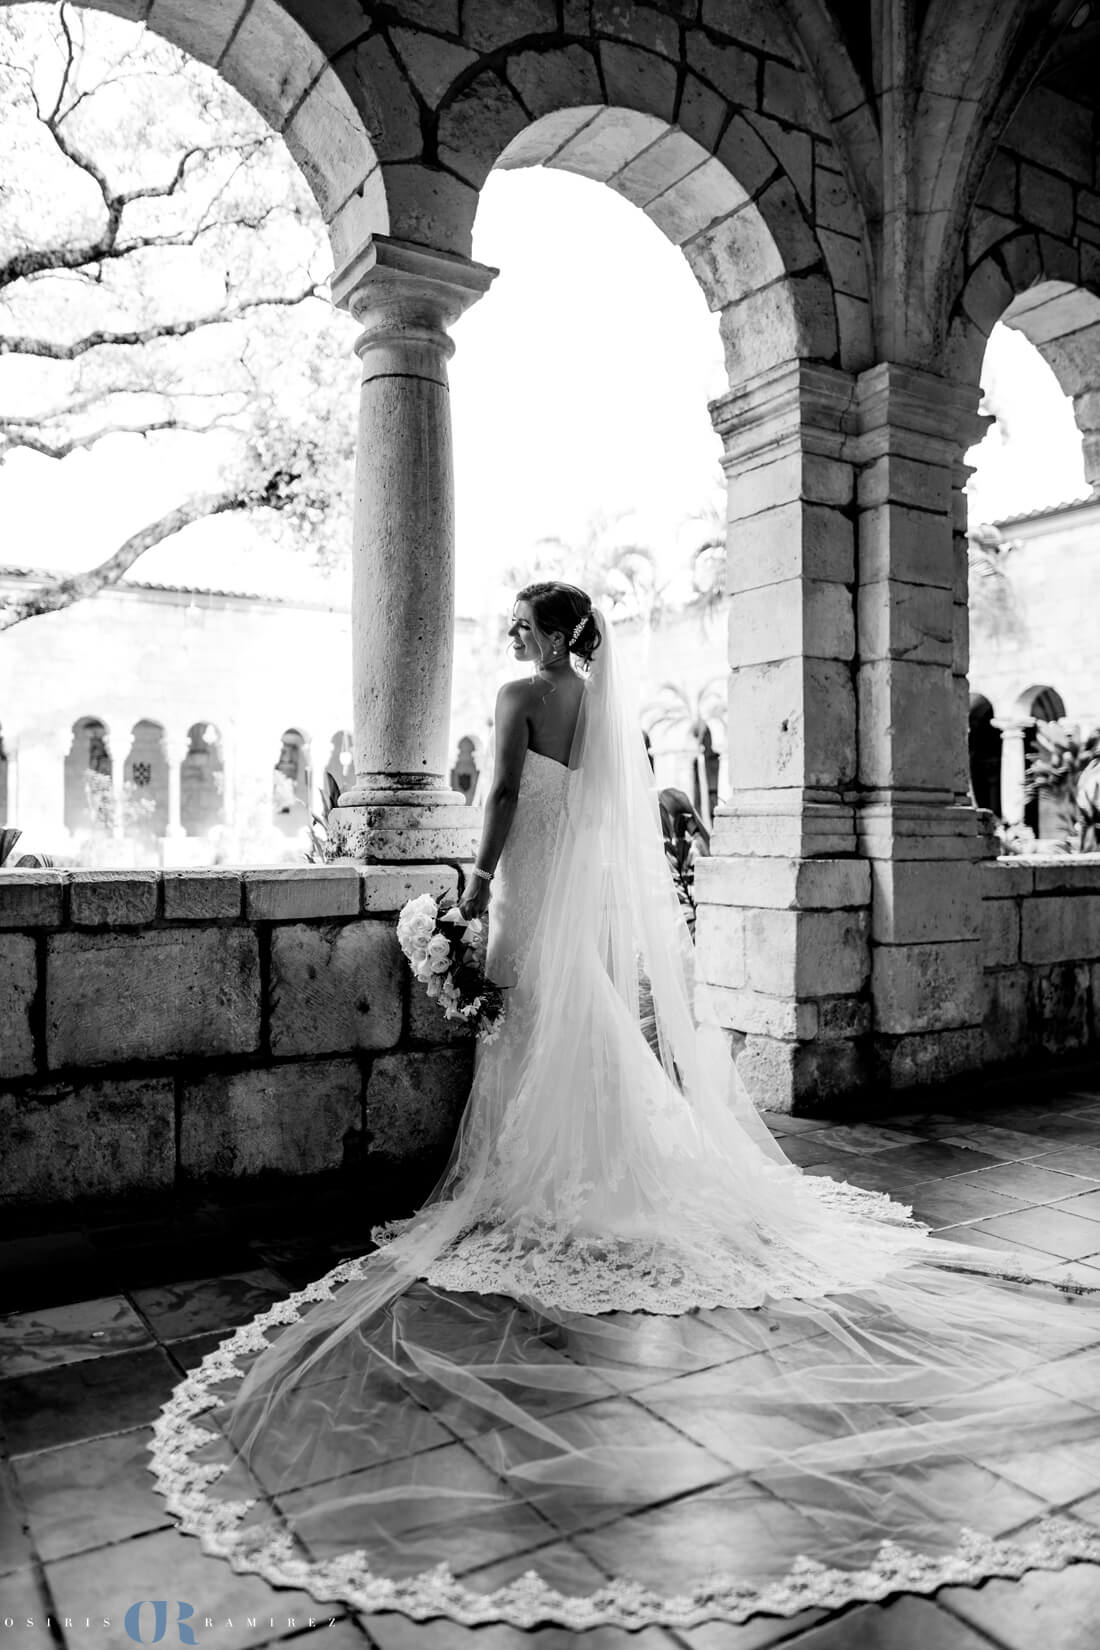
[164,733,189,851]
[852,364,993,1091]
[327,235,497,863]
[694,362,872,1113]
[995,717,1033,827]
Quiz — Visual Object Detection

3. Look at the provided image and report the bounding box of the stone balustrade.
[0,865,472,1216]
[982,855,1100,1067]
[6,858,1100,1214]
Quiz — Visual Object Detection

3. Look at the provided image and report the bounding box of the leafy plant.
[1025,719,1100,852]
[307,769,346,864]
[968,526,1023,646]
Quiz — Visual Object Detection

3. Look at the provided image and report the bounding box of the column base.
[330,794,480,863]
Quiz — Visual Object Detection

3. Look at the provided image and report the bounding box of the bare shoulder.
[496,677,537,713]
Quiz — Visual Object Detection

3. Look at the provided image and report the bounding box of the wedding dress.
[148,610,1100,1631]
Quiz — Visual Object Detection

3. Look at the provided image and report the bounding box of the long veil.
[149,610,1100,1630]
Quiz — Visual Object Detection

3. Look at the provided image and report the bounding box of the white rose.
[425,935,451,963]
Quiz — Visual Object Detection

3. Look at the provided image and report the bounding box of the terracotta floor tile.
[0,1294,153,1378]
[465,1397,729,1534]
[0,1459,32,1577]
[939,1556,1100,1649]
[363,1612,679,1649]
[790,1595,995,1649]
[43,1524,341,1650]
[13,1426,172,1560]
[279,1440,557,1578]
[908,1178,1029,1227]
[0,1566,55,1647]
[676,1608,830,1649]
[573,1485,823,1593]
[967,1205,1100,1260]
[128,1269,289,1339]
[870,1142,1001,1179]
[954,1160,1099,1203]
[0,1345,181,1454]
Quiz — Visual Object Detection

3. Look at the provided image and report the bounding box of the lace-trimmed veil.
[149,607,1100,1632]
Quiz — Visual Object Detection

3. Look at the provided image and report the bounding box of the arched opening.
[273,727,311,835]
[324,729,355,792]
[64,716,112,835]
[968,693,1002,816]
[0,725,7,827]
[181,722,225,837]
[1017,684,1068,839]
[450,735,482,806]
[124,719,169,843]
[0,0,389,266]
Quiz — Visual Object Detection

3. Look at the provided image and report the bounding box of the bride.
[149,582,1100,1631]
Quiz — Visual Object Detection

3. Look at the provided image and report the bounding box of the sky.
[0,165,1088,615]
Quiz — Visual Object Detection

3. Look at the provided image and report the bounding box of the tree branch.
[0,475,294,631]
[0,412,242,460]
[0,285,324,359]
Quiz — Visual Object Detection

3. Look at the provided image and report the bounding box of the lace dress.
[146,714,1100,1632]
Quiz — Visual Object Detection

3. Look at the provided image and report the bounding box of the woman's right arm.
[457,681,530,919]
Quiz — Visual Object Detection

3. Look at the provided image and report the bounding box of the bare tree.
[0,2,357,631]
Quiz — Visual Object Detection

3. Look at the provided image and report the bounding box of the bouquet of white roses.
[395,892,505,1041]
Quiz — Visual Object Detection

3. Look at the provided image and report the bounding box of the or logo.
[123,1602,197,1644]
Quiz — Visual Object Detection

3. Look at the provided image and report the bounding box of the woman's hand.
[457,875,491,923]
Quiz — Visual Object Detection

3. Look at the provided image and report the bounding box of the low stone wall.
[0,865,472,1217]
[982,855,1100,1066]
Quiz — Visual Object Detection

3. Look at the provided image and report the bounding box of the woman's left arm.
[457,681,530,920]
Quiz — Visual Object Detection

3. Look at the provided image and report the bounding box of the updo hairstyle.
[515,581,602,666]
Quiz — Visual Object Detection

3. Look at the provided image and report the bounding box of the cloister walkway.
[6,1065,1100,1650]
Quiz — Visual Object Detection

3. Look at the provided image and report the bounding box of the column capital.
[332,234,498,330]
[709,360,856,468]
[851,362,991,464]
[992,716,1035,738]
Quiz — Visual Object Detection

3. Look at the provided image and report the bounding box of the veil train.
[148,609,1100,1630]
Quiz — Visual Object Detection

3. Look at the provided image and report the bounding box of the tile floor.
[7,1066,1100,1648]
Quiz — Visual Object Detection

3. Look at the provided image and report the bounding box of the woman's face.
[507,599,541,663]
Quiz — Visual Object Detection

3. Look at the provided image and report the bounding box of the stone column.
[164,733,189,849]
[327,235,497,862]
[851,363,993,1090]
[994,717,1033,827]
[693,362,872,1113]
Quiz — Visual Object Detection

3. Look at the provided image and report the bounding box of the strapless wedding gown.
[147,735,1100,1632]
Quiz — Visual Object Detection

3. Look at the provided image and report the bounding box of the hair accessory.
[569,614,589,646]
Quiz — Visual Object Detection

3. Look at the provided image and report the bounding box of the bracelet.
[469,865,493,883]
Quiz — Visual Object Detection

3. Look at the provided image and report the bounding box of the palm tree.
[645,677,727,828]
[511,512,669,628]
[685,498,726,624]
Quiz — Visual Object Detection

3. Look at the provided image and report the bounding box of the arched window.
[64,717,113,834]
[968,694,1002,817]
[181,723,225,836]
[0,725,7,828]
[1017,685,1068,838]
[274,727,311,834]
[125,720,169,841]
[324,729,354,793]
[450,735,482,805]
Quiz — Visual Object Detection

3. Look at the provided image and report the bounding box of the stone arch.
[124,718,170,842]
[949,266,1100,488]
[1,0,390,266]
[181,720,225,836]
[1014,683,1068,838]
[64,715,113,834]
[355,19,871,366]
[324,728,355,792]
[274,725,311,835]
[967,692,1002,815]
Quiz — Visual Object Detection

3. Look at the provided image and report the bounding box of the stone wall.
[982,856,1100,1068]
[0,865,472,1218]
